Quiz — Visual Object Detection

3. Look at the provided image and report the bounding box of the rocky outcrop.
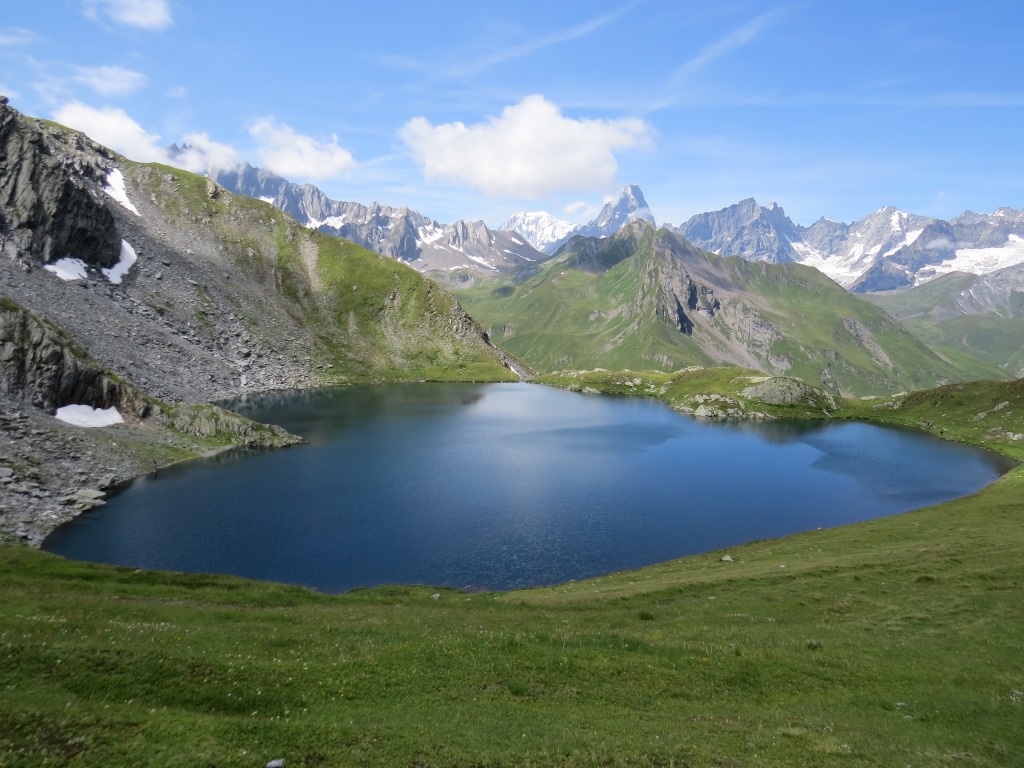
[0,99,120,270]
[0,300,143,415]
[740,376,832,407]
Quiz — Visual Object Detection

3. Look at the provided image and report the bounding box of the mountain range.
[456,220,980,396]
[667,199,1024,292]
[212,158,1024,295]
[499,194,1024,293]
[210,162,550,276]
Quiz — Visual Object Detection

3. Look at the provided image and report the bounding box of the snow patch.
[103,168,139,216]
[55,404,124,428]
[102,240,137,285]
[258,196,276,205]
[467,254,498,270]
[921,234,1024,281]
[44,258,88,281]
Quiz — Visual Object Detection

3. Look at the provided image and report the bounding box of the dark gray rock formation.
[0,101,120,270]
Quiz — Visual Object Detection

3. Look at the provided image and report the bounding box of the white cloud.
[0,27,37,47]
[83,0,172,31]
[400,95,651,198]
[248,117,356,180]
[53,101,243,175]
[166,85,187,99]
[53,101,166,162]
[664,8,790,99]
[174,132,241,173]
[74,65,148,96]
[564,200,600,220]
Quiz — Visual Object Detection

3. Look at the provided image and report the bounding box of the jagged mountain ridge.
[455,220,973,397]
[668,199,1024,292]
[212,162,548,275]
[501,184,656,254]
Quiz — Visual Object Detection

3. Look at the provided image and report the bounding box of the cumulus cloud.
[248,117,357,180]
[73,65,148,96]
[53,101,241,173]
[83,0,172,30]
[54,101,166,162]
[399,95,651,198]
[173,132,241,173]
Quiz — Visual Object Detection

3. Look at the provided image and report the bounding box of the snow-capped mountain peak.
[502,184,656,255]
[500,210,574,253]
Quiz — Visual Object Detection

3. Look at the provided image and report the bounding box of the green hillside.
[131,162,517,384]
[456,223,973,396]
[867,270,1024,380]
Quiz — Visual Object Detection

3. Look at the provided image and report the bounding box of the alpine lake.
[43,383,1013,593]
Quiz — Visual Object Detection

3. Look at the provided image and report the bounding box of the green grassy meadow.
[2,377,1023,766]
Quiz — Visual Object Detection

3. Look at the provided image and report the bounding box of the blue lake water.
[43,383,1012,592]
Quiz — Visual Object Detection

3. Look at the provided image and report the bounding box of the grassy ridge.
[865,271,1022,380]
[131,162,514,385]
[455,226,972,397]
[2,377,1023,766]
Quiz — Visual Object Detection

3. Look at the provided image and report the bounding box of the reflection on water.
[46,383,1011,593]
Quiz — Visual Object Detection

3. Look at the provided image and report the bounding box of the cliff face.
[0,98,120,270]
[0,301,135,413]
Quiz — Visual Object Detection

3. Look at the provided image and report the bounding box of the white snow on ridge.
[919,234,1024,283]
[307,215,348,230]
[884,228,924,257]
[467,254,498,270]
[55,404,124,428]
[258,196,276,205]
[103,168,139,216]
[791,242,860,287]
[44,258,88,281]
[102,240,137,285]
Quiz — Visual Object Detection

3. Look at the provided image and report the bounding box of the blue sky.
[2,0,1023,227]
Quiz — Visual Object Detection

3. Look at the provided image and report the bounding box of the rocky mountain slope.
[1,100,516,543]
[456,221,973,396]
[213,162,548,276]
[669,199,1024,292]
[867,262,1024,378]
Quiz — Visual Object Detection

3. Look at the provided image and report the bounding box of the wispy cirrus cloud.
[73,65,148,96]
[669,7,791,88]
[0,27,38,47]
[448,1,644,77]
[82,0,172,31]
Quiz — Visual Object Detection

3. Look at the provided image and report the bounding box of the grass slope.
[1,377,1022,766]
[866,272,1023,380]
[133,163,515,385]
[456,225,972,397]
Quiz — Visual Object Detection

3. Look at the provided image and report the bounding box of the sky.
[2,0,1023,228]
